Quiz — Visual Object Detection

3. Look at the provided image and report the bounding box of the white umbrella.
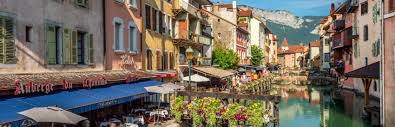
[182,74,210,82]
[18,106,87,125]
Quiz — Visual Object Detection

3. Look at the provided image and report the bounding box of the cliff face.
[239,5,323,46]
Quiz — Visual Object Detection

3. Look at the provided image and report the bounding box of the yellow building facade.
[142,0,177,73]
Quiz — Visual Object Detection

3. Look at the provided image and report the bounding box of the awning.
[0,80,161,125]
[192,67,234,79]
[345,62,379,79]
[182,74,210,82]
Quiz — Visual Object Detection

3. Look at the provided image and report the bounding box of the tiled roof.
[345,62,379,79]
[309,40,320,47]
[218,4,233,9]
[278,45,305,54]
[238,10,252,17]
[192,67,235,79]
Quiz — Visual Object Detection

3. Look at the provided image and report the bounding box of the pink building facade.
[236,27,249,65]
[383,0,395,125]
[104,0,143,71]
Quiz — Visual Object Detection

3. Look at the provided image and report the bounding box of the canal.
[277,85,377,127]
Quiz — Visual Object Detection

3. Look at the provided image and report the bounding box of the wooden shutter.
[159,12,163,34]
[47,25,57,65]
[0,16,5,64]
[88,33,94,64]
[71,30,77,64]
[63,29,71,64]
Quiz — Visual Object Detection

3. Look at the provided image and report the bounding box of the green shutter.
[0,16,5,64]
[71,30,77,64]
[0,16,15,64]
[47,25,57,65]
[88,33,94,64]
[63,28,71,64]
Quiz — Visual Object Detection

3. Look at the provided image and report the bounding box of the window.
[218,19,220,22]
[147,50,152,70]
[361,1,368,15]
[163,51,168,70]
[363,25,368,41]
[113,17,124,52]
[76,32,86,64]
[354,42,359,57]
[153,9,157,32]
[46,25,62,65]
[373,81,378,92]
[170,52,174,70]
[145,5,151,29]
[324,53,330,62]
[365,57,368,66]
[167,15,171,35]
[115,0,124,3]
[373,40,380,57]
[156,10,159,33]
[76,0,88,8]
[26,26,32,42]
[390,0,395,12]
[128,0,137,8]
[0,16,15,64]
[159,12,163,34]
[156,50,162,71]
[128,22,137,53]
[162,13,167,34]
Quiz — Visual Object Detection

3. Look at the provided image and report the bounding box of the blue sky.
[211,0,344,16]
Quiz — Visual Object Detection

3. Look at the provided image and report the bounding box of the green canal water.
[278,85,377,127]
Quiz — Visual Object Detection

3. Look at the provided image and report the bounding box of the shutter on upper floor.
[47,25,57,65]
[71,30,77,64]
[63,28,71,64]
[0,16,15,64]
[88,33,94,64]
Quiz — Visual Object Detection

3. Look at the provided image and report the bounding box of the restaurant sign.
[14,80,54,95]
[82,77,108,88]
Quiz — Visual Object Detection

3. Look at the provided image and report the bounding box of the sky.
[211,0,344,16]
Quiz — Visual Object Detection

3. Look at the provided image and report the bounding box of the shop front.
[0,71,162,127]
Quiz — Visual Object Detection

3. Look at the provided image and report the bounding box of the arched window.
[156,50,162,71]
[147,50,152,70]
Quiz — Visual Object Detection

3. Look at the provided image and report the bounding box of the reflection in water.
[276,85,375,127]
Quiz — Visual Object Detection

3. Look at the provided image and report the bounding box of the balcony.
[333,20,345,31]
[198,35,211,45]
[332,33,342,49]
[347,0,359,13]
[201,58,212,66]
[352,26,359,39]
[332,28,352,49]
[173,0,200,18]
[344,27,352,46]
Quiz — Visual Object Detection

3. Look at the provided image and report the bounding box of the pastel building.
[278,38,306,68]
[142,0,177,77]
[104,0,143,71]
[0,0,104,74]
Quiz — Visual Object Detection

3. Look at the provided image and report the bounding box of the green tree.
[251,45,263,66]
[212,48,239,69]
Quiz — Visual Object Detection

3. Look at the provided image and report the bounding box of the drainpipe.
[380,0,384,125]
[102,0,107,71]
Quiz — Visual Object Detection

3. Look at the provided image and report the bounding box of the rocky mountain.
[239,5,323,46]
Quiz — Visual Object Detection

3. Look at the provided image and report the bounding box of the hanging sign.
[82,77,108,88]
[14,80,54,95]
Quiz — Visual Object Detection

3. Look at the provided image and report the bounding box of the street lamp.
[186,46,194,91]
